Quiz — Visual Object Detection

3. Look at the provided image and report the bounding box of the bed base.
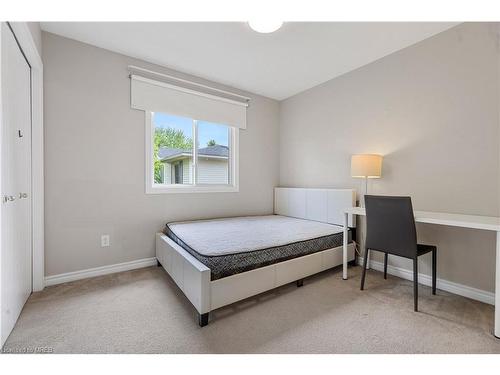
[156,233,355,327]
[198,313,209,327]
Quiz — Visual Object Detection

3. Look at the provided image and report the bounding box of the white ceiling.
[41,22,459,100]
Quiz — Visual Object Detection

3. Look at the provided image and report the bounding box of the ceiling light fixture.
[248,20,283,34]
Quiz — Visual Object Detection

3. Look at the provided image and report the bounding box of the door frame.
[0,22,44,293]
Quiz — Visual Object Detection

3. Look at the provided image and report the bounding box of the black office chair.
[360,195,437,311]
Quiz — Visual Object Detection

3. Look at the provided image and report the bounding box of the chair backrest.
[365,195,418,259]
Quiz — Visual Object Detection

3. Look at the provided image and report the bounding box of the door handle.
[19,193,28,199]
[3,195,15,203]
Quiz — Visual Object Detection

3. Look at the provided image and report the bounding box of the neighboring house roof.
[159,145,228,161]
[198,145,229,157]
[158,147,187,160]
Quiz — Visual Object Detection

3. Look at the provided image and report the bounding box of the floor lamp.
[351,154,383,270]
[350,154,383,207]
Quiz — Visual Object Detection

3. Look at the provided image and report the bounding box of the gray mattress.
[164,215,352,281]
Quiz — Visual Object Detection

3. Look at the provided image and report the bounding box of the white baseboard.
[43,255,495,306]
[44,257,157,287]
[357,257,495,306]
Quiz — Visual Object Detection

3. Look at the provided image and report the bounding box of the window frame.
[145,111,239,194]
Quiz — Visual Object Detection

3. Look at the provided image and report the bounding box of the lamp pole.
[350,154,382,272]
[361,176,368,207]
[364,175,370,269]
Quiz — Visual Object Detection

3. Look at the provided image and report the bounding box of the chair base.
[361,247,437,312]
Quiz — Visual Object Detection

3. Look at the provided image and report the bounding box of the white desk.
[342,207,500,338]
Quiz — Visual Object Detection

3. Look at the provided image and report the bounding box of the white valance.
[129,69,248,129]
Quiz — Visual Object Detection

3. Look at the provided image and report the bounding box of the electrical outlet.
[101,235,110,247]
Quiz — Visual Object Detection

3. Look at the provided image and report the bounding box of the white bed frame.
[155,187,356,326]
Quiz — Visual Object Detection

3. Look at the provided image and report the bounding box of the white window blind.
[129,67,249,129]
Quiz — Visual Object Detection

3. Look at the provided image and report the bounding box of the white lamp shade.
[351,154,383,178]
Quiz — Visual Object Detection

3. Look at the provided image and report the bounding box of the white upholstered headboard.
[274,187,356,227]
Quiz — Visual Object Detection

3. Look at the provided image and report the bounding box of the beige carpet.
[3,265,500,353]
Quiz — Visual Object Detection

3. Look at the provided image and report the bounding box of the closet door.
[1,23,32,347]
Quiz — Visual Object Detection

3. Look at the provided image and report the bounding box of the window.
[130,68,247,193]
[152,112,193,186]
[146,111,239,193]
[173,161,183,184]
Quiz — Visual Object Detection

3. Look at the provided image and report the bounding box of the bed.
[156,187,356,326]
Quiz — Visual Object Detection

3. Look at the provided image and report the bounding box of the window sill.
[146,185,239,194]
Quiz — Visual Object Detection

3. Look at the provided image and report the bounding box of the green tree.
[154,127,193,183]
[207,139,217,146]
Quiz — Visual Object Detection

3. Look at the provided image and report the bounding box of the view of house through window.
[153,112,193,185]
[153,112,231,186]
[197,121,230,185]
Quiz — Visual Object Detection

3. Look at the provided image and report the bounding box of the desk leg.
[343,212,348,280]
[495,231,500,338]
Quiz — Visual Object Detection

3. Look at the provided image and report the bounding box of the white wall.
[280,23,500,292]
[26,22,42,57]
[42,32,280,276]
